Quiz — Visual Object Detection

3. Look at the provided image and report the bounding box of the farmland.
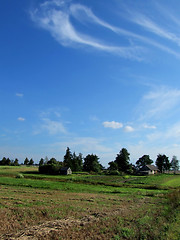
[0,166,179,240]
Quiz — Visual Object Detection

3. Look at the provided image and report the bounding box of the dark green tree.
[14,158,19,166]
[39,158,44,166]
[108,161,118,171]
[114,148,131,173]
[24,157,29,165]
[136,155,153,169]
[0,157,11,166]
[71,152,83,172]
[47,158,58,165]
[0,157,7,165]
[29,158,34,165]
[6,158,11,165]
[63,147,73,168]
[171,156,179,174]
[77,153,83,171]
[156,154,170,173]
[83,154,101,172]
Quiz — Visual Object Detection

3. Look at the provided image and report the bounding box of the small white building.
[60,167,72,175]
[138,165,159,175]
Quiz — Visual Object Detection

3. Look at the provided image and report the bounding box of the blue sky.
[1,0,180,166]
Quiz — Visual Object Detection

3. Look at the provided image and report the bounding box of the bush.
[109,170,120,175]
[39,164,62,175]
[16,173,24,178]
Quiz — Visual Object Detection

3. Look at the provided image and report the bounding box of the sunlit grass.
[0,166,179,239]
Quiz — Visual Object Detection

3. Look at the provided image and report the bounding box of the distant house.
[137,165,159,175]
[60,167,72,175]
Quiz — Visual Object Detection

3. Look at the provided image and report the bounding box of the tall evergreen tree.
[0,157,7,165]
[14,158,19,166]
[63,147,73,168]
[29,158,34,165]
[114,148,131,173]
[24,157,29,165]
[39,158,44,166]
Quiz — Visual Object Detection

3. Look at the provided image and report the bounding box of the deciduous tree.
[156,154,170,173]
[83,154,101,172]
[136,155,153,169]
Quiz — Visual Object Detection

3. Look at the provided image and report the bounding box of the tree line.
[0,147,179,174]
[108,149,179,174]
[39,147,179,175]
[0,157,35,166]
[38,147,103,174]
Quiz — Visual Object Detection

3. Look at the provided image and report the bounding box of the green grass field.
[0,166,179,239]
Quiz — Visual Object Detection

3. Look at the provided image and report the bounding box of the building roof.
[145,165,159,171]
[60,167,71,171]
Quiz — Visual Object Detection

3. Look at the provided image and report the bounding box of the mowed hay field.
[0,166,179,240]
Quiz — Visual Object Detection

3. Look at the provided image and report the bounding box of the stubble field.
[0,166,179,240]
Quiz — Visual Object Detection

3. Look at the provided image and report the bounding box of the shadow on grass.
[21,171,40,175]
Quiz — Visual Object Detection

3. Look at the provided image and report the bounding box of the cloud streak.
[30,0,180,59]
[30,0,144,60]
[139,86,180,120]
[132,14,180,46]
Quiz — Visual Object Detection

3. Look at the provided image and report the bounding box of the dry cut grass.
[0,184,174,240]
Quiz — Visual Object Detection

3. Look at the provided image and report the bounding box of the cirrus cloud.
[30,0,144,60]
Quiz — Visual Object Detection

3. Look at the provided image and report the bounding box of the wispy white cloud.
[119,2,180,58]
[16,93,24,97]
[103,121,123,129]
[30,1,180,60]
[30,1,144,60]
[17,117,25,121]
[146,122,180,145]
[139,86,180,120]
[41,118,67,135]
[132,14,180,46]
